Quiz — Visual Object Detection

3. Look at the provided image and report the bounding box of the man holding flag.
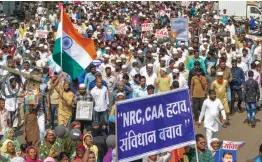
[52,9,97,80]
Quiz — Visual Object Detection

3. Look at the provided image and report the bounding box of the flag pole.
[60,5,63,71]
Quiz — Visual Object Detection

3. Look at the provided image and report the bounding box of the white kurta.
[237,61,248,74]
[199,98,226,132]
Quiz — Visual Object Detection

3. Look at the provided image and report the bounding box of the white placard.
[76,101,93,121]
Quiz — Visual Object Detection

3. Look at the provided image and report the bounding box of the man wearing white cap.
[130,60,139,78]
[117,64,130,82]
[155,68,171,92]
[169,68,187,89]
[99,54,114,77]
[136,50,146,68]
[180,42,189,57]
[211,72,230,125]
[236,54,248,74]
[74,83,94,131]
[140,63,157,86]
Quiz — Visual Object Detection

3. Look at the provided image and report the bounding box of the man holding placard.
[74,83,94,133]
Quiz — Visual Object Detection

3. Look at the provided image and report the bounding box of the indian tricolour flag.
[52,10,97,79]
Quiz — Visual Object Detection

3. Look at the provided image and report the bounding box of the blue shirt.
[84,72,96,90]
[230,67,245,90]
[254,155,262,162]
[78,71,86,84]
[88,79,108,91]
[187,57,207,74]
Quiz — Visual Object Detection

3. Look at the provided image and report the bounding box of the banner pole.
[60,5,63,70]
[195,143,199,162]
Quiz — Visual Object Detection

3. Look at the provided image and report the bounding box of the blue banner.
[116,88,195,162]
[171,18,189,41]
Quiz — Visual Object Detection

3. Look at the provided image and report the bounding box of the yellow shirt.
[19,27,26,39]
[47,80,60,104]
[156,76,171,92]
[110,104,116,116]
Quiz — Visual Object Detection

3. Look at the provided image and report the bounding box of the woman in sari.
[0,140,17,161]
[2,128,20,152]
[39,129,60,161]
[71,144,86,162]
[83,134,98,160]
[25,146,42,162]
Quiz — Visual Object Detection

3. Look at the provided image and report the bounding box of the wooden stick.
[0,65,42,82]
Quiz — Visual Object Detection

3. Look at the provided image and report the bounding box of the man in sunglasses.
[185,134,214,162]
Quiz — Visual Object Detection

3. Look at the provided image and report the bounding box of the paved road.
[16,110,262,161]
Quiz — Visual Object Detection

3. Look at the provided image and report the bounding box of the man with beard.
[188,61,206,88]
[130,74,141,92]
[198,90,226,150]
[140,63,157,86]
[206,66,217,89]
[130,60,140,78]
[133,76,148,98]
[211,72,230,126]
[178,62,189,83]
[170,49,181,67]
[84,64,97,90]
[136,50,146,68]
[100,54,114,77]
[191,68,208,123]
[145,51,155,65]
[187,50,207,74]
[236,54,248,74]
[155,57,166,77]
[74,83,94,132]
[169,69,187,89]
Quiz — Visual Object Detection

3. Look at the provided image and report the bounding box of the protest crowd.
[0,1,262,162]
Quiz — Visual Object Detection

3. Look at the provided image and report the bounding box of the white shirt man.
[254,43,261,61]
[236,55,248,74]
[91,85,109,112]
[169,69,188,88]
[198,91,226,150]
[226,23,236,36]
[140,64,157,86]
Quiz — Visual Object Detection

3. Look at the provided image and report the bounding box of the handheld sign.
[35,30,49,38]
[115,24,127,35]
[215,141,245,162]
[155,28,169,38]
[141,23,154,32]
[171,18,188,41]
[116,88,195,162]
